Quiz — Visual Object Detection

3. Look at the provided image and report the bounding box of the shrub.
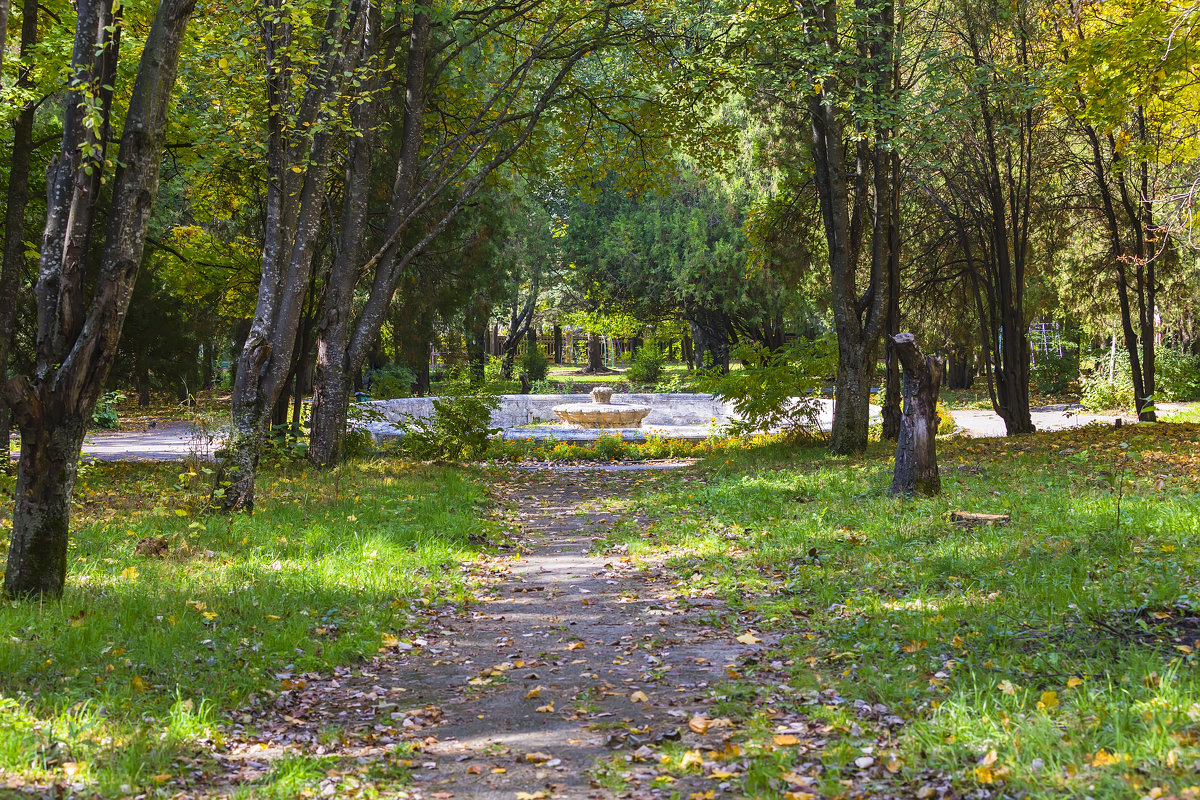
[1081,362,1135,412]
[519,344,550,382]
[398,392,500,461]
[1030,346,1079,395]
[625,345,665,385]
[369,365,417,400]
[1154,347,1200,401]
[693,338,835,440]
[92,391,125,429]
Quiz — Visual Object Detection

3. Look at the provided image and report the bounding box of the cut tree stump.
[950,511,1011,526]
[890,332,944,496]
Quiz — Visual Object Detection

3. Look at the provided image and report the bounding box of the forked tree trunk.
[890,333,943,496]
[3,0,196,598]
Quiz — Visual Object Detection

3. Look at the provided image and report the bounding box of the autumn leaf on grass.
[679,750,703,769]
[975,749,999,783]
[998,680,1018,696]
[380,633,400,649]
[131,676,148,691]
[735,632,761,645]
[1037,691,1059,710]
[119,566,139,581]
[1091,749,1121,767]
[689,715,712,734]
[773,734,800,746]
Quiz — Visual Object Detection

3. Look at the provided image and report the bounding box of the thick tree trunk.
[881,154,902,441]
[4,413,87,598]
[553,325,563,365]
[585,332,605,373]
[830,345,875,455]
[889,333,942,497]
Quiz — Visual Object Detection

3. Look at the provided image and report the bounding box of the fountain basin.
[552,386,652,429]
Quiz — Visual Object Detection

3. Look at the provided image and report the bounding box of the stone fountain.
[552,386,652,428]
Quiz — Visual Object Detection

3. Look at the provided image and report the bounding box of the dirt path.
[207,466,759,799]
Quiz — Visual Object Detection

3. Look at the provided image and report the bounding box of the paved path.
[204,467,752,799]
[949,404,1132,437]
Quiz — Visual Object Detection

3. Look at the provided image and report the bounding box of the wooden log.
[890,332,944,496]
[950,511,1011,526]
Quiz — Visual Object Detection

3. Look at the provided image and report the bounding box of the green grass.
[0,458,500,796]
[594,424,1200,799]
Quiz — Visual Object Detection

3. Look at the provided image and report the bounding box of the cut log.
[950,511,1011,526]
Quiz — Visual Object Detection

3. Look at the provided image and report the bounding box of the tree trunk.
[4,412,87,598]
[830,345,875,455]
[585,332,605,373]
[881,155,903,441]
[3,0,197,599]
[0,0,39,476]
[553,325,563,365]
[889,333,943,497]
[681,335,693,369]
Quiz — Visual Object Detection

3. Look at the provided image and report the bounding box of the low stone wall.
[362,392,737,429]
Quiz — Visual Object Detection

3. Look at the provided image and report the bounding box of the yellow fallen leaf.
[630,690,649,703]
[710,769,739,778]
[784,793,816,800]
[1037,690,1059,710]
[202,611,217,621]
[535,702,554,713]
[773,734,800,746]
[265,614,281,621]
[735,633,761,645]
[886,759,903,773]
[131,676,147,691]
[491,767,506,773]
[62,762,80,777]
[119,566,139,581]
[998,680,1017,695]
[689,715,712,734]
[152,773,172,784]
[1092,749,1120,767]
[1067,676,1084,688]
[567,642,585,650]
[524,752,552,763]
[916,787,936,799]
[679,749,703,769]
[980,749,998,767]
[975,765,995,784]
[525,686,543,699]
[381,633,399,648]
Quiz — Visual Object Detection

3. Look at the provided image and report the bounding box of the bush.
[519,345,550,382]
[1154,347,1200,401]
[625,345,665,385]
[1030,346,1079,395]
[369,365,417,400]
[398,392,500,461]
[693,338,835,440]
[92,391,125,429]
[1081,364,1135,412]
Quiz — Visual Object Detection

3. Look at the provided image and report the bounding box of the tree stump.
[890,332,944,497]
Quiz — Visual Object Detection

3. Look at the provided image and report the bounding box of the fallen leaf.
[131,676,147,691]
[535,702,554,713]
[774,734,800,746]
[1037,691,1059,710]
[735,632,762,645]
[1092,749,1120,767]
[680,749,703,769]
[525,686,543,699]
[630,690,649,703]
[689,715,712,734]
[567,642,585,650]
[1067,676,1084,688]
[916,787,936,799]
[998,680,1017,695]
[524,752,553,763]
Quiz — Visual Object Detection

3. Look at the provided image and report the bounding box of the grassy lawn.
[594,423,1200,799]
[0,458,500,796]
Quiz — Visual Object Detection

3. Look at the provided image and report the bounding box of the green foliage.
[624,345,665,385]
[1031,346,1080,395]
[693,339,834,440]
[1154,348,1200,402]
[1081,363,1135,412]
[399,393,501,461]
[91,392,126,430]
[519,345,550,382]
[370,365,418,400]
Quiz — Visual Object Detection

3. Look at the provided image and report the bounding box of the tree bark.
[3,0,197,599]
[584,332,605,373]
[889,333,943,497]
[0,0,38,475]
[553,325,563,365]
